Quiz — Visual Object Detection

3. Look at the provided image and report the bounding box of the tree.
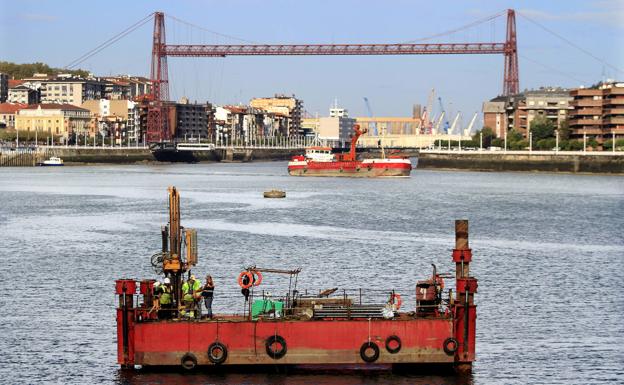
[473,127,495,148]
[558,119,571,140]
[530,115,555,141]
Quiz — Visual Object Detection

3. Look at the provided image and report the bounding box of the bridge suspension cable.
[517,11,623,75]
[65,12,154,70]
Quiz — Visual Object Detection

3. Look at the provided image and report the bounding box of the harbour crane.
[363,97,378,135]
[437,97,450,134]
[464,112,478,136]
[421,88,435,134]
[449,112,462,135]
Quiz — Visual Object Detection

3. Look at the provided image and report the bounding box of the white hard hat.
[164,277,171,284]
[153,281,161,287]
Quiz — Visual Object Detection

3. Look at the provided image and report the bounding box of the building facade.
[8,84,40,104]
[174,99,213,141]
[483,88,573,138]
[40,76,106,106]
[15,103,91,138]
[81,99,140,143]
[569,82,624,142]
[250,95,303,137]
[0,103,27,129]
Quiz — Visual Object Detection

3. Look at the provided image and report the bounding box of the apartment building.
[40,75,106,105]
[0,103,27,129]
[250,95,303,137]
[569,82,624,141]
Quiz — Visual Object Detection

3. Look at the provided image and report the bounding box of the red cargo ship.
[116,187,477,373]
[287,125,412,177]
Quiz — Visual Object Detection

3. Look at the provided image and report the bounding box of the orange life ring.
[390,293,402,310]
[238,271,253,289]
[251,270,263,287]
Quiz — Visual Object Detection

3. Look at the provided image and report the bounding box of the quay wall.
[417,152,624,174]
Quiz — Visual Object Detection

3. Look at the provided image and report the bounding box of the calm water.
[1,163,623,385]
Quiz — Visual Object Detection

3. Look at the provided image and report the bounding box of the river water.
[1,162,622,385]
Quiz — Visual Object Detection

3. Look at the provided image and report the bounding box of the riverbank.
[417,152,624,174]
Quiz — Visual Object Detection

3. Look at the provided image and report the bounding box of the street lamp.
[583,131,587,153]
[529,130,532,153]
[555,129,559,154]
[613,131,616,154]
[479,132,483,151]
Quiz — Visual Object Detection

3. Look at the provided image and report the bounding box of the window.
[528,101,535,106]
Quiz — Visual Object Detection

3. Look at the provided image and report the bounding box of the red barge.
[116,187,477,373]
[287,125,412,177]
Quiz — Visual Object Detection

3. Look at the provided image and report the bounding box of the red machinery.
[116,188,477,373]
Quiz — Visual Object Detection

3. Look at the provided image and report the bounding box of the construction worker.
[158,277,173,320]
[149,281,161,315]
[201,275,215,319]
[181,274,201,319]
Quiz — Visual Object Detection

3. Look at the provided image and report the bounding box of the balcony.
[569,118,602,127]
[603,98,624,105]
[570,99,603,107]
[603,117,624,125]
[603,108,624,115]
[571,128,604,135]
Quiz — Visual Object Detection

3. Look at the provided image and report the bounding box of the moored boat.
[287,125,412,177]
[38,156,64,166]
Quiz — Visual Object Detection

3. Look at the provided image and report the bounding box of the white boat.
[39,157,64,166]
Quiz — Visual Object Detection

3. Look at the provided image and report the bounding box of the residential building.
[250,94,303,136]
[215,105,285,145]
[103,80,131,100]
[15,103,91,138]
[39,75,106,106]
[483,87,572,138]
[104,75,151,99]
[0,73,8,103]
[8,84,41,104]
[81,99,139,142]
[174,98,213,141]
[0,103,27,129]
[569,81,624,142]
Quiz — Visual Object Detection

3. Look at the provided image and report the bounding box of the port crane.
[464,112,478,136]
[363,97,378,136]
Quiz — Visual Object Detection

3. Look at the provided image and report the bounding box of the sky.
[1,0,623,124]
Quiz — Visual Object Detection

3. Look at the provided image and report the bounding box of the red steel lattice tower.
[147,12,170,143]
[503,9,519,96]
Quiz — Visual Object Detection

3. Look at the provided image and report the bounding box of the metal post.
[479,132,482,151]
[504,131,507,152]
[555,130,559,154]
[529,131,532,153]
[612,131,615,154]
[583,132,587,153]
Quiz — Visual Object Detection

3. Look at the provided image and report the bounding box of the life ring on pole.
[251,270,263,287]
[207,342,228,364]
[385,335,402,354]
[238,271,253,289]
[180,352,197,370]
[359,341,380,363]
[265,335,287,359]
[436,275,445,290]
[390,293,402,310]
[443,337,459,355]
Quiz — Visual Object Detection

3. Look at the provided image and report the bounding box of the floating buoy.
[263,189,286,198]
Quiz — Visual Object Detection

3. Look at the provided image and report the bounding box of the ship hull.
[120,317,470,369]
[288,159,412,177]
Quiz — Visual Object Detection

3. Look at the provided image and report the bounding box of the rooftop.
[0,103,28,114]
[22,103,90,111]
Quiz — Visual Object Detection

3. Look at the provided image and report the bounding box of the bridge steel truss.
[148,10,519,142]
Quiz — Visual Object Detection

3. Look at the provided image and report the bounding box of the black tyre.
[443,337,459,355]
[181,352,197,370]
[207,342,228,364]
[265,335,287,359]
[360,341,380,363]
[385,335,401,354]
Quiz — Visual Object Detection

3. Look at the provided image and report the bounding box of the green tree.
[473,127,495,148]
[558,119,571,140]
[530,116,555,141]
[0,61,89,79]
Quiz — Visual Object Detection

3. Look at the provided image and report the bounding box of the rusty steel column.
[452,220,478,373]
